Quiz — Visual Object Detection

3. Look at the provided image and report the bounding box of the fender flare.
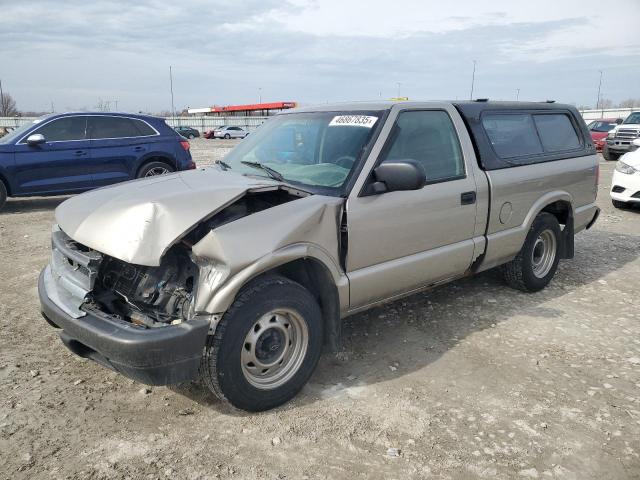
[199,242,349,316]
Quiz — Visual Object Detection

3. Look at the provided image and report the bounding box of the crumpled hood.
[55,168,279,266]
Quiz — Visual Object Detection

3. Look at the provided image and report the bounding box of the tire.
[612,199,626,209]
[224,133,231,139]
[137,161,175,178]
[602,145,619,161]
[199,275,323,411]
[501,212,561,292]
[0,180,6,211]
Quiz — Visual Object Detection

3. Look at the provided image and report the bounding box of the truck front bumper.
[39,267,210,385]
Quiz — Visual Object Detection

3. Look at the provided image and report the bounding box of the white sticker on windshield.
[329,115,378,128]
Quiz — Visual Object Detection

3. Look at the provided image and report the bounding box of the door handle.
[74,150,87,156]
[461,191,476,205]
[133,146,146,152]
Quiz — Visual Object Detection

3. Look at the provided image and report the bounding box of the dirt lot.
[1,140,639,479]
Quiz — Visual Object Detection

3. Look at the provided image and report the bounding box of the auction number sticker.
[329,115,378,128]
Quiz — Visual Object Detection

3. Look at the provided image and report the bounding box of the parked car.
[39,101,599,411]
[174,126,200,139]
[202,127,223,139]
[604,111,640,160]
[586,118,620,152]
[0,112,196,210]
[610,138,640,208]
[211,125,248,139]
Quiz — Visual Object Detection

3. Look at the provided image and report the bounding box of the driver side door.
[346,108,481,309]
[12,116,92,195]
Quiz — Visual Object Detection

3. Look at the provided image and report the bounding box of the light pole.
[397,82,401,98]
[516,88,520,101]
[259,87,262,104]
[596,70,603,118]
[169,66,177,124]
[470,60,476,100]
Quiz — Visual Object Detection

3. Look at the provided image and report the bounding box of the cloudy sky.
[1,0,639,113]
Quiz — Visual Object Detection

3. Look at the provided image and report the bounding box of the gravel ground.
[1,140,639,479]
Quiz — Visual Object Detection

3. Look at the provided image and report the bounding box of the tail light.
[179,140,190,151]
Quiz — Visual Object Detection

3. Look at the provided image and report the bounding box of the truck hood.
[55,168,282,266]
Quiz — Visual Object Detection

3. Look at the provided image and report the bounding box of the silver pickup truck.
[39,101,600,411]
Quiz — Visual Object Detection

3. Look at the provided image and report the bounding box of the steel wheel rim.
[144,167,170,177]
[531,229,556,278]
[241,308,309,390]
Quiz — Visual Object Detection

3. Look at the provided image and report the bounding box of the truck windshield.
[223,111,383,194]
[623,113,640,124]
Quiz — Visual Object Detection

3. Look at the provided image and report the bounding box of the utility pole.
[469,60,476,100]
[169,66,177,124]
[596,70,603,118]
[516,88,520,101]
[258,87,262,104]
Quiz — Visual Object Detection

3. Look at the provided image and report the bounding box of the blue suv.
[0,112,196,210]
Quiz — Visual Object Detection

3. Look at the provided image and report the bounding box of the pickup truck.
[39,101,600,411]
[604,111,640,160]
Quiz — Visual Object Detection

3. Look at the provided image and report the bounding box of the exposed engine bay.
[86,188,305,328]
[90,247,197,328]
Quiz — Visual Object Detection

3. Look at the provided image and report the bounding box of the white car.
[611,138,640,209]
[213,126,248,139]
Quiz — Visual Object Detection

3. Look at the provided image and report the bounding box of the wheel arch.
[0,172,11,196]
[135,153,177,177]
[202,244,348,352]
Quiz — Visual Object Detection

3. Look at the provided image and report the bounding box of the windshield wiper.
[215,160,232,170]
[240,161,284,181]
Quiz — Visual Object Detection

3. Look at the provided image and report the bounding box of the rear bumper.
[39,268,210,385]
[574,203,600,233]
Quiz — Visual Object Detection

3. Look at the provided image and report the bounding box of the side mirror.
[26,133,46,146]
[366,160,426,195]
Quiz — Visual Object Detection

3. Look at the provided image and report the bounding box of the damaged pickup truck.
[39,101,600,411]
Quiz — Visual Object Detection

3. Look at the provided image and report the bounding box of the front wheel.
[602,145,619,161]
[199,276,323,411]
[501,212,561,292]
[0,181,7,211]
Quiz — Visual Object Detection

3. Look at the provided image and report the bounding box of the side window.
[533,114,581,152]
[380,110,465,182]
[88,117,142,139]
[31,117,87,142]
[482,114,543,159]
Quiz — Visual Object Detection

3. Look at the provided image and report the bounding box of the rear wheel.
[612,199,627,209]
[199,275,323,411]
[0,181,7,211]
[137,161,175,178]
[224,133,231,139]
[603,145,619,161]
[501,213,561,292]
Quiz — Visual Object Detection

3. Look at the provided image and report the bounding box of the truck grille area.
[46,226,103,318]
[615,128,640,140]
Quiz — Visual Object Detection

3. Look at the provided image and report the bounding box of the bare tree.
[618,98,640,108]
[0,91,18,117]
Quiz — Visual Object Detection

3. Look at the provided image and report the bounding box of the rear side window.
[88,116,154,139]
[132,119,156,136]
[481,114,543,159]
[31,117,87,142]
[533,114,581,152]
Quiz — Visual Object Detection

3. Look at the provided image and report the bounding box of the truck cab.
[604,111,640,161]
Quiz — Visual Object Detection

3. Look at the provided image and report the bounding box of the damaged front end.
[38,183,327,385]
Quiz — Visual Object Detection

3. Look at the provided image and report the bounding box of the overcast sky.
[1,0,639,113]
